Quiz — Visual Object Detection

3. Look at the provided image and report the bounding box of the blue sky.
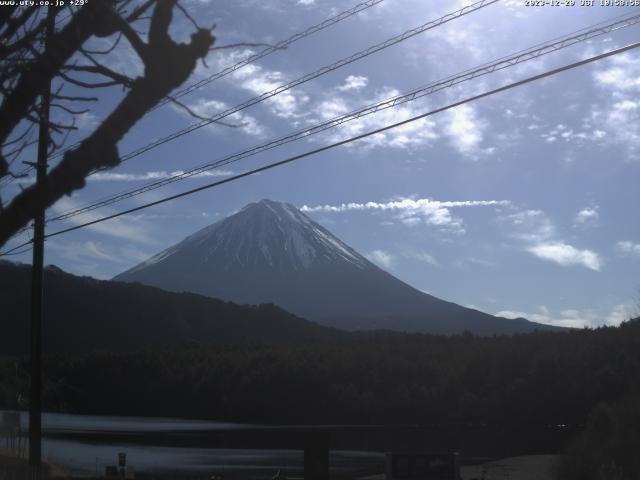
[3,0,640,328]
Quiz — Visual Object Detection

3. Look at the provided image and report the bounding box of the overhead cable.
[47,11,640,223]
[2,38,636,257]
[48,0,499,166]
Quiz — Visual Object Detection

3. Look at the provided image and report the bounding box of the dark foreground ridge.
[0,260,338,355]
[114,199,560,335]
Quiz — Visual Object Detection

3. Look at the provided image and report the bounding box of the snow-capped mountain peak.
[120,200,370,276]
[206,199,368,270]
[113,199,556,335]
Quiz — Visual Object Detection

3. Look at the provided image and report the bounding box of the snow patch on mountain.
[310,225,363,267]
[125,246,178,275]
[118,199,372,276]
[112,199,556,335]
[238,199,369,270]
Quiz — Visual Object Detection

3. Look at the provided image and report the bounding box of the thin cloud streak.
[18,170,234,184]
[301,198,511,213]
[89,170,235,182]
[50,197,155,245]
[302,197,510,233]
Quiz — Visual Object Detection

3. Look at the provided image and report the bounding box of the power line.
[1,241,34,256]
[3,0,496,237]
[3,39,637,256]
[48,0,499,167]
[11,0,496,215]
[0,227,32,256]
[45,11,640,224]
[0,244,32,256]
[0,166,31,188]
[38,0,387,165]
[154,0,387,109]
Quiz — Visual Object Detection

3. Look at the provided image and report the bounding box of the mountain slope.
[114,199,555,335]
[0,260,339,355]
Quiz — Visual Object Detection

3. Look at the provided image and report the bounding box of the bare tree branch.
[0,14,47,59]
[58,71,125,89]
[0,0,122,177]
[125,0,157,22]
[49,121,75,153]
[51,94,99,102]
[112,15,149,61]
[3,139,38,165]
[25,113,77,133]
[1,122,36,148]
[0,6,18,29]
[0,0,215,246]
[81,33,123,55]
[0,7,38,47]
[50,103,91,115]
[62,64,134,87]
[166,95,245,128]
[176,2,201,30]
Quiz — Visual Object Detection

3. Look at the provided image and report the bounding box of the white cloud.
[18,169,234,184]
[591,53,640,160]
[605,99,638,120]
[497,303,633,328]
[337,75,368,92]
[302,197,510,233]
[617,240,640,256]
[217,52,489,156]
[179,98,265,137]
[444,104,489,157]
[48,240,148,265]
[48,240,110,263]
[454,257,496,269]
[593,54,640,91]
[495,305,597,328]
[527,242,602,271]
[404,250,439,266]
[574,206,599,225]
[541,123,606,145]
[310,87,439,151]
[46,240,152,279]
[50,197,155,245]
[500,209,555,243]
[216,50,310,119]
[75,112,99,131]
[89,169,234,182]
[441,23,485,61]
[366,249,394,269]
[606,304,635,326]
[500,209,603,271]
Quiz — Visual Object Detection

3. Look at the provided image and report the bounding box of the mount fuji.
[114,199,555,335]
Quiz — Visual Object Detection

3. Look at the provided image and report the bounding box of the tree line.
[1,319,639,427]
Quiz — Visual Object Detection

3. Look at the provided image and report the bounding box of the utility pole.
[29,7,54,479]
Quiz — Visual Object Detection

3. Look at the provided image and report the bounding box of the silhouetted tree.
[554,394,640,480]
[0,0,215,247]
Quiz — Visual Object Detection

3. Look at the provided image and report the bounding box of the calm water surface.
[1,411,383,477]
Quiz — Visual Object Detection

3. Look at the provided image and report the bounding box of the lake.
[1,411,385,477]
